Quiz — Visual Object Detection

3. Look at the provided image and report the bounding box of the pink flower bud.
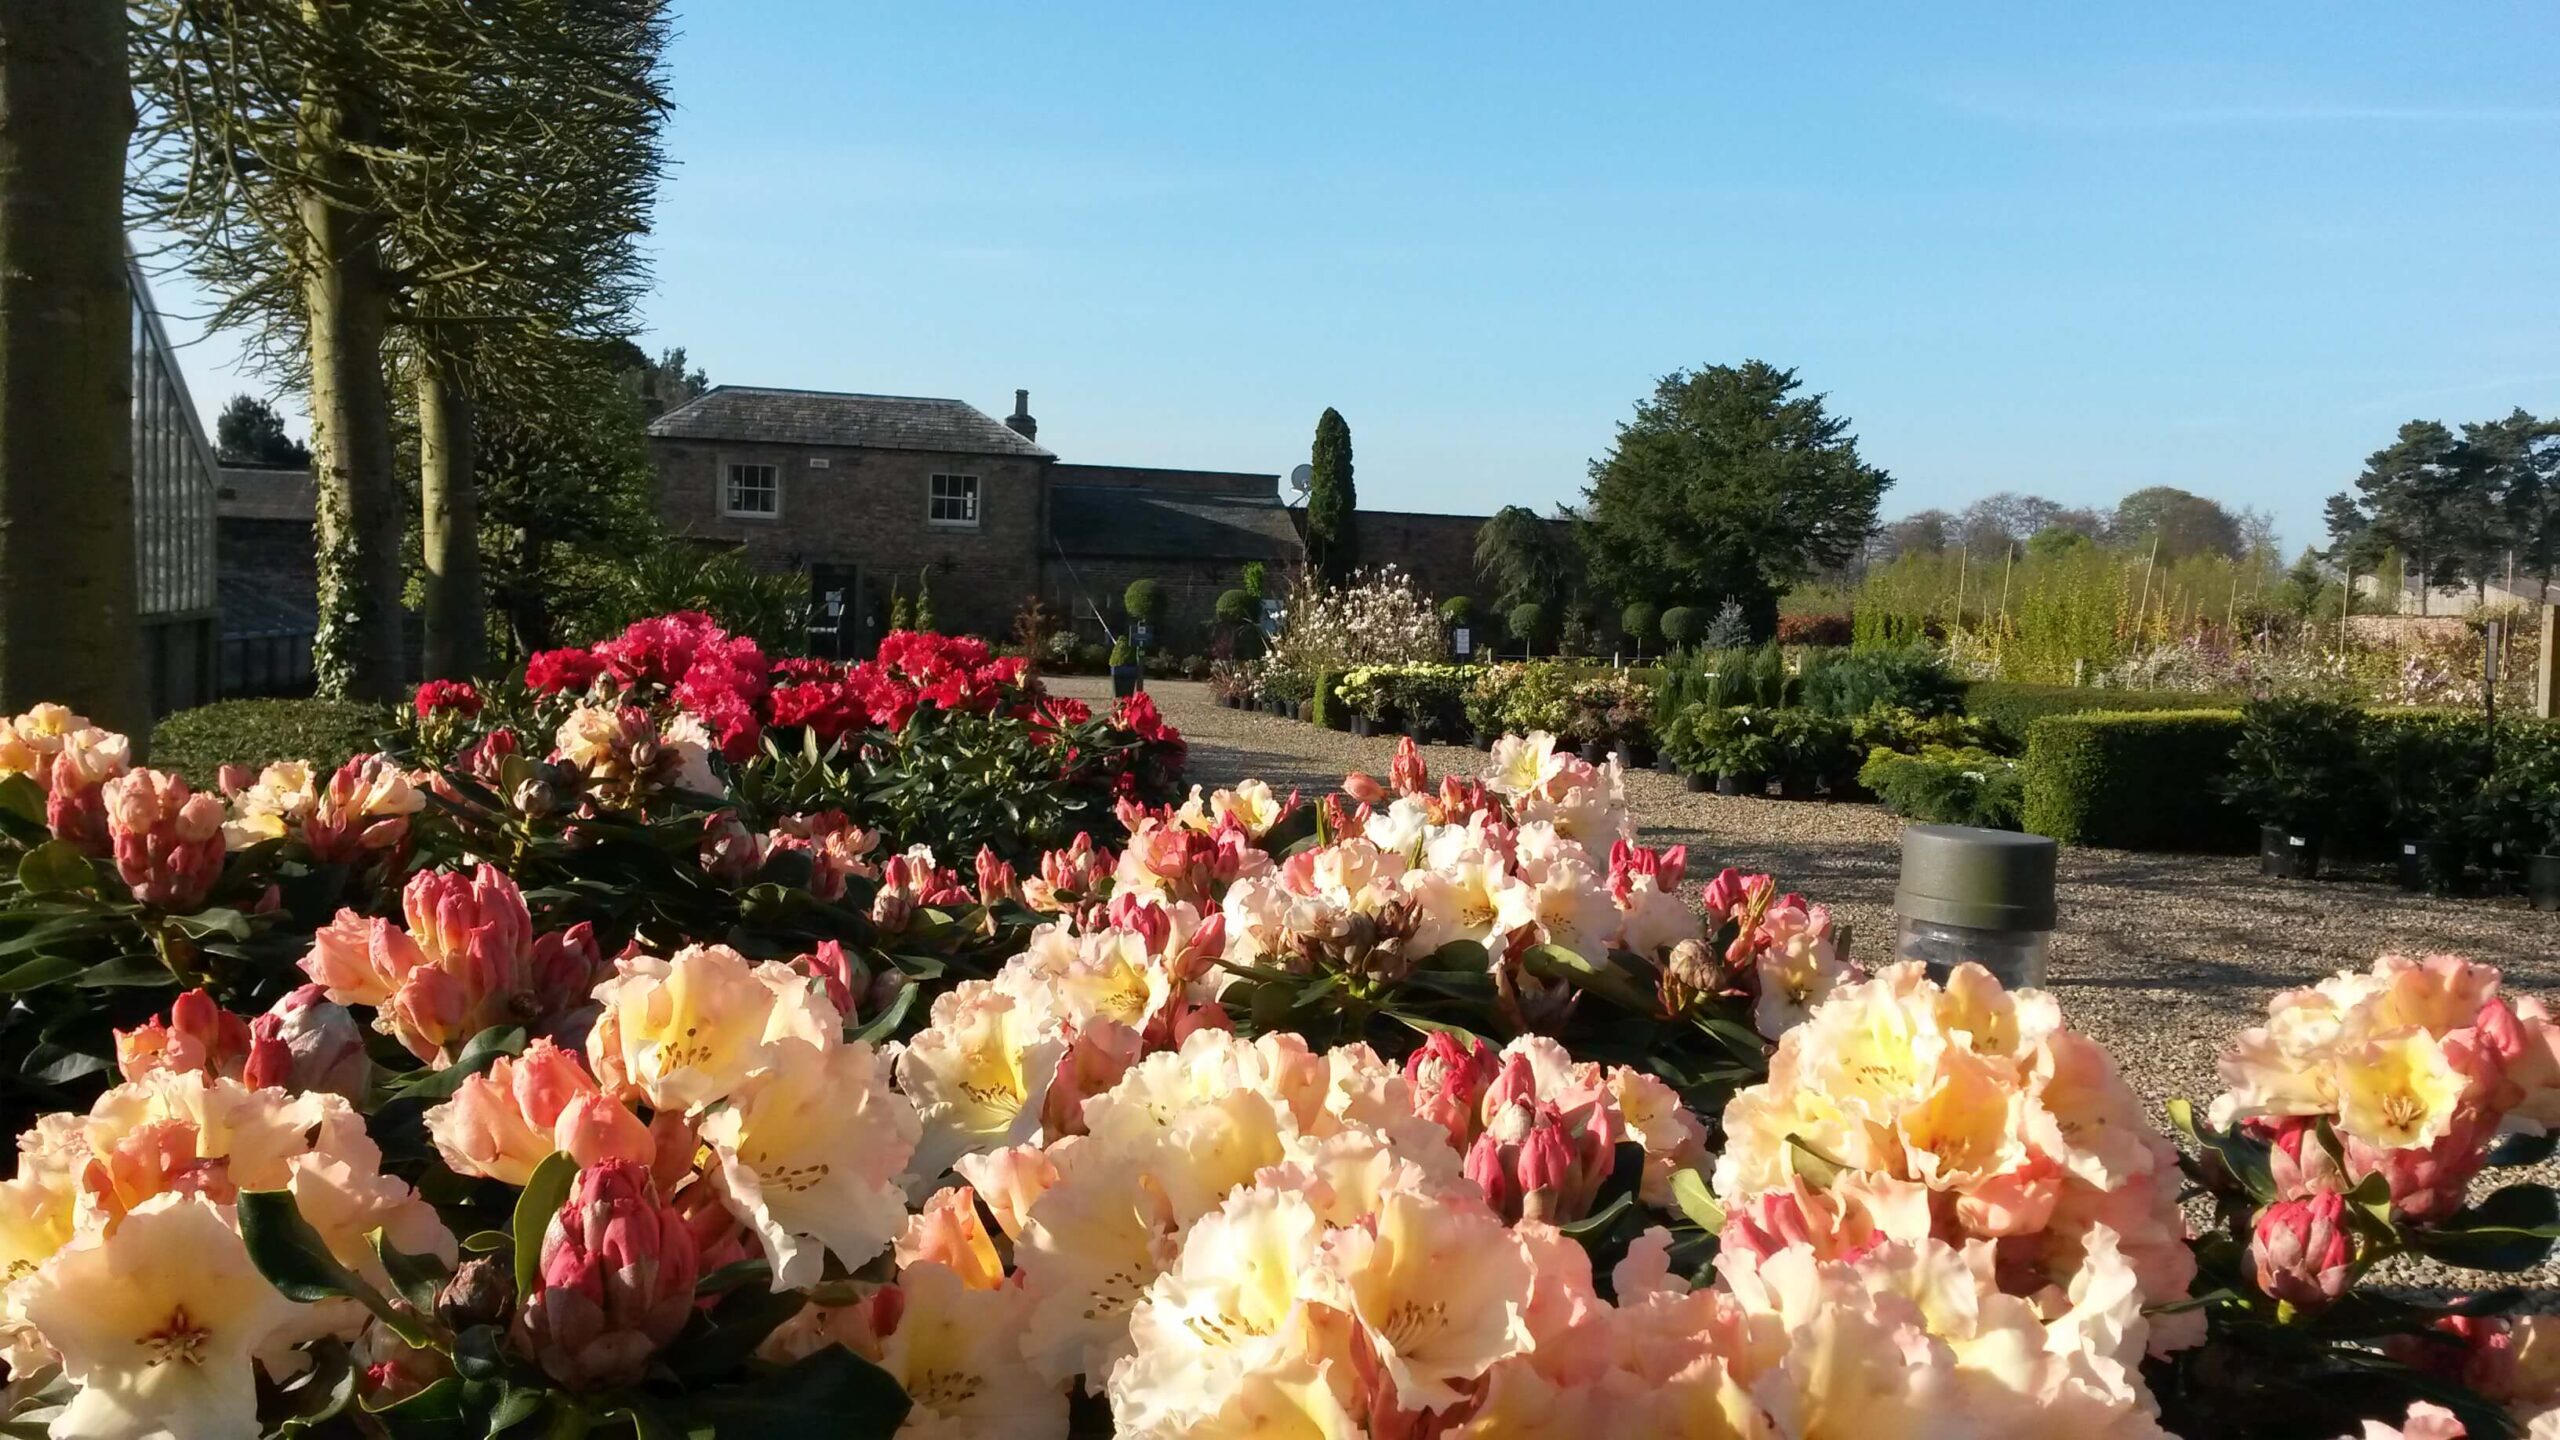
[299,908,428,1010]
[698,811,764,885]
[1403,1031,1499,1149]
[246,984,371,1099]
[1463,1130,1518,1218]
[2264,1117,2348,1199]
[2250,1192,2354,1311]
[1039,1020,1145,1138]
[974,846,1018,907]
[1390,736,1427,798]
[793,940,865,1018]
[44,728,129,853]
[1514,1115,1580,1223]
[1343,772,1387,806]
[511,1159,698,1390]
[531,922,605,1031]
[557,1093,656,1171]
[114,988,254,1083]
[404,864,537,1011]
[104,769,225,911]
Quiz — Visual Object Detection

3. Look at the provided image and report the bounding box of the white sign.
[1453,628,1473,656]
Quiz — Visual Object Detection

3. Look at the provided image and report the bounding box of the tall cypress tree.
[0,0,145,735]
[1306,407,1357,585]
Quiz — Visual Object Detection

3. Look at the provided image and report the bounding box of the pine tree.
[0,0,145,734]
[1306,408,1357,585]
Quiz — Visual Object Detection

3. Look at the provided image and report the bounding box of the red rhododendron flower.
[525,648,607,695]
[413,679,485,719]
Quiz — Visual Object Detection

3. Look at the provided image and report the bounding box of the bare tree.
[0,0,144,733]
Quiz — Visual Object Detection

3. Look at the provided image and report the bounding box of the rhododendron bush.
[0,632,2550,1438]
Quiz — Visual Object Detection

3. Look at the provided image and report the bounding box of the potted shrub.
[2220,693,2365,880]
[1772,709,1851,801]
[1712,707,1776,796]
[2368,715,2489,893]
[2484,731,2560,911]
[1108,634,1142,699]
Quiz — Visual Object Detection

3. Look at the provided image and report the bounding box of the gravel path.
[1068,677,2560,1287]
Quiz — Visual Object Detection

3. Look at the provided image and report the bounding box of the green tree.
[1306,408,1357,584]
[2334,420,2468,613]
[0,0,143,734]
[912,570,935,632]
[474,352,660,658]
[2110,486,2242,562]
[1474,505,1582,616]
[214,394,311,466]
[1582,361,1889,640]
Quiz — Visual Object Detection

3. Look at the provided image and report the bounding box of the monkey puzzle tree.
[0,0,145,734]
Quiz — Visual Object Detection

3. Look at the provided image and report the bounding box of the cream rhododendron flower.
[895,979,1069,1182]
[878,1261,1069,1439]
[953,1143,1059,1240]
[219,760,318,849]
[588,944,837,1111]
[17,1194,304,1440]
[1318,1186,1533,1413]
[894,1186,1004,1291]
[701,1036,919,1289]
[1108,1186,1333,1435]
[2335,1027,2471,1151]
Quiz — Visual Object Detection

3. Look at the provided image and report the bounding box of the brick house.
[649,386,1308,654]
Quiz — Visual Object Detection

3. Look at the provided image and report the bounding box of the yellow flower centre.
[139,1306,209,1367]
[906,1366,982,1410]
[2380,1088,2426,1136]
[1377,1297,1448,1352]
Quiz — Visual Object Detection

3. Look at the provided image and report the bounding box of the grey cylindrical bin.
[1895,823,2057,989]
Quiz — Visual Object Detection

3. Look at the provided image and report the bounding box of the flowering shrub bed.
[0,646,2548,1437]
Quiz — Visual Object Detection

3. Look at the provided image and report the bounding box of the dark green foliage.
[150,699,390,784]
[1802,647,1962,720]
[1506,602,1550,652]
[2220,694,2369,834]
[2021,710,2250,851]
[1437,595,1473,626]
[1474,506,1584,618]
[214,393,309,466]
[1215,589,1258,626]
[590,544,810,658]
[1769,709,1854,785]
[1962,682,2234,751]
[1860,746,2023,830]
[1123,578,1165,625]
[1620,601,1659,649]
[2111,485,2243,561]
[1582,360,1890,638]
[1307,408,1357,584]
[1108,634,1136,667]
[911,571,936,633]
[1657,606,1701,647]
[1311,670,1350,729]
[2483,720,2560,856]
[1240,560,1269,597]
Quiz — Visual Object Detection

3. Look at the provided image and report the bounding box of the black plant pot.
[1779,774,1817,802]
[1470,729,1494,750]
[1715,774,1744,797]
[1654,752,1681,776]
[1684,772,1711,793]
[2259,825,2322,881]
[1578,741,1608,765]
[2530,854,2560,913]
[1110,665,1142,699]
[1623,743,1655,770]
[2395,839,2434,893]
[1349,715,1372,737]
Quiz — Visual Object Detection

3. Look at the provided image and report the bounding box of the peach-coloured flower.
[894,1186,1004,1291]
[299,755,423,865]
[952,1144,1059,1242]
[2335,1028,2470,1152]
[298,908,428,1010]
[1316,1185,1532,1414]
[425,1040,651,1186]
[45,727,132,852]
[113,990,253,1085]
[894,979,1069,1182]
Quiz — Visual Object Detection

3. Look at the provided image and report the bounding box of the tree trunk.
[417,354,483,679]
[299,52,404,702]
[0,0,145,736]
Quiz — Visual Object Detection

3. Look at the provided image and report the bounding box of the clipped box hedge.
[2019,709,2250,852]
[1963,682,2236,751]
[1311,670,1350,730]
[148,698,391,786]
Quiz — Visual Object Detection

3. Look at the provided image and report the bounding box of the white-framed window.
[724,462,779,519]
[929,472,980,528]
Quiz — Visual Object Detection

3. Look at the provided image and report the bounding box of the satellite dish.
[1289,464,1313,495]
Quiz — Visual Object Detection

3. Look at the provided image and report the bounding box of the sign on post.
[2539,603,2557,720]
[1453,627,1472,657]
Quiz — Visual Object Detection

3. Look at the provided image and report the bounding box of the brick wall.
[655,439,1050,642]
[1357,511,1489,612]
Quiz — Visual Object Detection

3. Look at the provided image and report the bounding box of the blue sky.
[150,3,2560,553]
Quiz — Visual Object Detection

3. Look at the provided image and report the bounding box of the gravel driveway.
[1068,677,2560,1286]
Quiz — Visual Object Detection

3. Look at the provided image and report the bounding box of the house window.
[929,473,980,528]
[724,463,778,518]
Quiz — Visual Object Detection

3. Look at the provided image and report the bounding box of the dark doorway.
[807,564,860,660]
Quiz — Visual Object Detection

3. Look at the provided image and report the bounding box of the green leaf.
[695,1258,774,1296]
[371,1227,450,1312]
[1558,1190,1636,1239]
[2408,1185,2560,1273]
[389,1027,528,1103]
[15,841,94,896]
[238,1189,369,1304]
[1520,942,1651,1012]
[483,1386,547,1439]
[365,1377,500,1440]
[669,1283,808,1383]
[0,953,88,994]
[1784,1133,1845,1189]
[1669,1168,1723,1234]
[676,1346,911,1438]
[0,775,45,825]
[848,982,919,1048]
[1424,939,1489,972]
[460,1229,511,1254]
[163,907,249,941]
[511,1152,578,1300]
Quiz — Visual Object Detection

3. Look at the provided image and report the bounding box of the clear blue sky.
[151,2,2560,553]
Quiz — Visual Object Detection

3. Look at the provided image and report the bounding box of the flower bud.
[246,984,371,1099]
[437,1256,515,1331]
[1390,736,1428,797]
[558,1093,656,1172]
[699,811,763,886]
[104,769,225,911]
[2265,1117,2348,1199]
[1403,1030,1499,1149]
[2250,1192,2354,1311]
[1343,772,1387,806]
[510,1159,699,1391]
[45,728,130,853]
[114,987,254,1083]
[793,940,866,1019]
[973,845,1018,908]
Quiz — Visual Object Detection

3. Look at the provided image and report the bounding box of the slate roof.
[646,386,1053,459]
[215,466,315,522]
[1048,485,1304,562]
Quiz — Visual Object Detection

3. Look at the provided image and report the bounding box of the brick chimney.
[1005,388,1037,441]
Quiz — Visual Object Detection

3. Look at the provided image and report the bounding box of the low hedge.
[148,698,391,785]
[1310,670,1350,730]
[2020,709,2250,852]
[1964,682,2236,751]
